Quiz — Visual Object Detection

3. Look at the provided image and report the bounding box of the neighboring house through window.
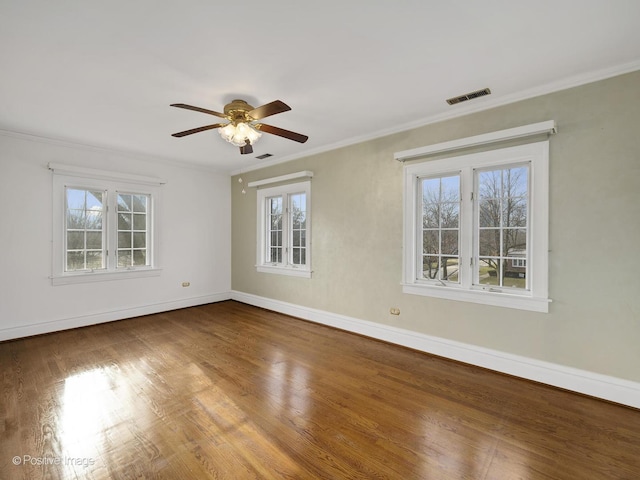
[401,140,550,312]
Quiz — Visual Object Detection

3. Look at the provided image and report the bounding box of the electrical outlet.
[390,307,400,316]
[181,282,190,287]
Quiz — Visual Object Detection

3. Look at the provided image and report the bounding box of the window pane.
[67,231,84,249]
[133,195,147,213]
[118,250,132,268]
[479,199,500,228]
[118,232,131,248]
[479,229,500,256]
[423,204,439,228]
[118,213,132,230]
[86,251,103,269]
[422,230,438,254]
[86,211,102,230]
[300,249,306,265]
[440,175,460,198]
[293,206,306,229]
[504,229,527,257]
[86,231,102,249]
[133,250,146,266]
[67,210,85,229]
[504,166,528,198]
[291,194,301,211]
[442,257,459,282]
[293,230,301,247]
[476,165,530,290]
[441,202,459,228]
[503,274,526,288]
[133,232,146,248]
[422,255,439,279]
[133,213,146,230]
[292,248,300,264]
[420,175,460,282]
[478,259,499,286]
[86,191,104,210]
[422,178,440,204]
[65,188,105,272]
[117,194,132,212]
[66,251,84,271]
[66,189,86,210]
[270,214,282,230]
[478,170,501,200]
[270,197,282,214]
[504,260,527,288]
[269,247,282,263]
[503,196,527,228]
[441,230,458,255]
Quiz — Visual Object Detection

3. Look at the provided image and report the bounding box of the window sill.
[51,268,162,286]
[256,265,312,278]
[401,283,550,313]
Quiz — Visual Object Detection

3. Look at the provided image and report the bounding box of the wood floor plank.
[1,300,639,479]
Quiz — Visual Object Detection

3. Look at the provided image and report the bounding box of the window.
[65,188,106,271]
[512,258,527,268]
[256,181,311,277]
[116,193,150,268]
[51,164,163,285]
[420,175,461,284]
[402,141,549,312]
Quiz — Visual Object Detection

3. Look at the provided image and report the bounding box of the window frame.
[402,141,549,312]
[51,164,163,285]
[256,180,311,278]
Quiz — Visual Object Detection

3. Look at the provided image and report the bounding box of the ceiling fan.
[170,99,308,154]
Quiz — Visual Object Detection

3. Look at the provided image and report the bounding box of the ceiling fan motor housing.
[224,99,255,124]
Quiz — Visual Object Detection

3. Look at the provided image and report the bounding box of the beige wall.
[232,71,640,382]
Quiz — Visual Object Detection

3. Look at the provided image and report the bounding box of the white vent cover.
[446,87,491,105]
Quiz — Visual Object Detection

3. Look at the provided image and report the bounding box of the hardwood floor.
[1,301,639,479]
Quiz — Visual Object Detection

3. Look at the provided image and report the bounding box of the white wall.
[0,132,231,340]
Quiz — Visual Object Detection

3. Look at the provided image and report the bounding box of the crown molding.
[231,60,640,176]
[0,128,227,175]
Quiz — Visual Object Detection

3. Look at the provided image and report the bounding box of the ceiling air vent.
[446,87,491,105]
[256,153,273,160]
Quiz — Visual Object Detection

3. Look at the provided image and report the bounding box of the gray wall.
[232,71,640,383]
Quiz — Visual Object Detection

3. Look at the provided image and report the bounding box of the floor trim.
[231,290,640,409]
[0,292,229,342]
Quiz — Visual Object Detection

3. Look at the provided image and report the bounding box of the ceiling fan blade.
[239,141,253,155]
[257,123,309,143]
[171,123,226,137]
[170,103,227,119]
[248,100,291,120]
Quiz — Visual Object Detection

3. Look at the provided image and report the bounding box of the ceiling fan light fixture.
[219,122,262,147]
[171,99,307,154]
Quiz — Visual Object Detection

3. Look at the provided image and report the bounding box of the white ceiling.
[1,1,639,173]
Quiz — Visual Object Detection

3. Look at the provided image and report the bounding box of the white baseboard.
[0,292,231,342]
[231,290,640,409]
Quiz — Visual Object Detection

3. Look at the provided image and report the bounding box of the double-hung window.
[402,141,549,312]
[51,163,163,285]
[256,180,311,277]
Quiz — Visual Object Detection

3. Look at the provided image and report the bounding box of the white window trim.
[50,164,163,285]
[256,180,311,278]
[402,141,550,312]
